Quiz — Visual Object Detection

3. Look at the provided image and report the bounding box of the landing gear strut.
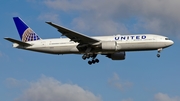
[157,48,162,58]
[82,54,86,60]
[81,47,99,65]
[82,53,92,60]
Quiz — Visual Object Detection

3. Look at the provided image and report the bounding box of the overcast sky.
[0,0,180,101]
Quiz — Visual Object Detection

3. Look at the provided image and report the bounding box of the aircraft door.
[41,41,47,47]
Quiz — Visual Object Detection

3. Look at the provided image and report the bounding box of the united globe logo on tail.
[22,28,40,42]
[13,17,41,42]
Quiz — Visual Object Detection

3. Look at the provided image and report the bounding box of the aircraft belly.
[52,46,79,54]
[27,45,79,54]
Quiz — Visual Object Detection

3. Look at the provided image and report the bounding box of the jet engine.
[101,41,121,51]
[106,52,125,60]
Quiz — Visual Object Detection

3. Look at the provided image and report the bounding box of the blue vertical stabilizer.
[13,17,41,42]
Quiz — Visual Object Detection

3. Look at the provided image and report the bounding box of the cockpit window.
[165,38,170,40]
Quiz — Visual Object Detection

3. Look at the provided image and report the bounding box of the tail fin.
[13,17,41,42]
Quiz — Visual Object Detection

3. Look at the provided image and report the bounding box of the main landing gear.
[88,59,99,65]
[82,54,99,65]
[157,48,162,58]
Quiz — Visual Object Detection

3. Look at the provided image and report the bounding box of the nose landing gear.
[157,48,162,58]
[157,54,160,58]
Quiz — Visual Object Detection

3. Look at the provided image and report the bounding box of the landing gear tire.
[88,59,99,65]
[95,59,99,63]
[88,61,92,65]
[157,54,160,58]
[92,60,95,64]
[82,54,87,60]
[156,48,162,58]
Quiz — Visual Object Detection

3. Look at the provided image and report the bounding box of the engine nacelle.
[101,41,121,51]
[106,52,126,60]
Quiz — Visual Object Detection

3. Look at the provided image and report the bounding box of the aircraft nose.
[168,40,174,46]
[170,40,174,45]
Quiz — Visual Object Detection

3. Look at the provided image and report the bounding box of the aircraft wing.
[46,22,100,44]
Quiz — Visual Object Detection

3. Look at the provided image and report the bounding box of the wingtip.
[46,21,52,24]
[4,37,9,40]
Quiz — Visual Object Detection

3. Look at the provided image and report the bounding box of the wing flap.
[46,22,99,44]
[4,37,32,46]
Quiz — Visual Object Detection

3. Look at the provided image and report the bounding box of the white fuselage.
[14,34,173,54]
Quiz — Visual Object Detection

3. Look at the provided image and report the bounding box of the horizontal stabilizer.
[4,37,32,46]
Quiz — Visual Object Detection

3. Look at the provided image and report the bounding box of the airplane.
[4,17,174,65]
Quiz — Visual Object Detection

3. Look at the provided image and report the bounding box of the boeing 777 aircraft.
[5,17,174,65]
